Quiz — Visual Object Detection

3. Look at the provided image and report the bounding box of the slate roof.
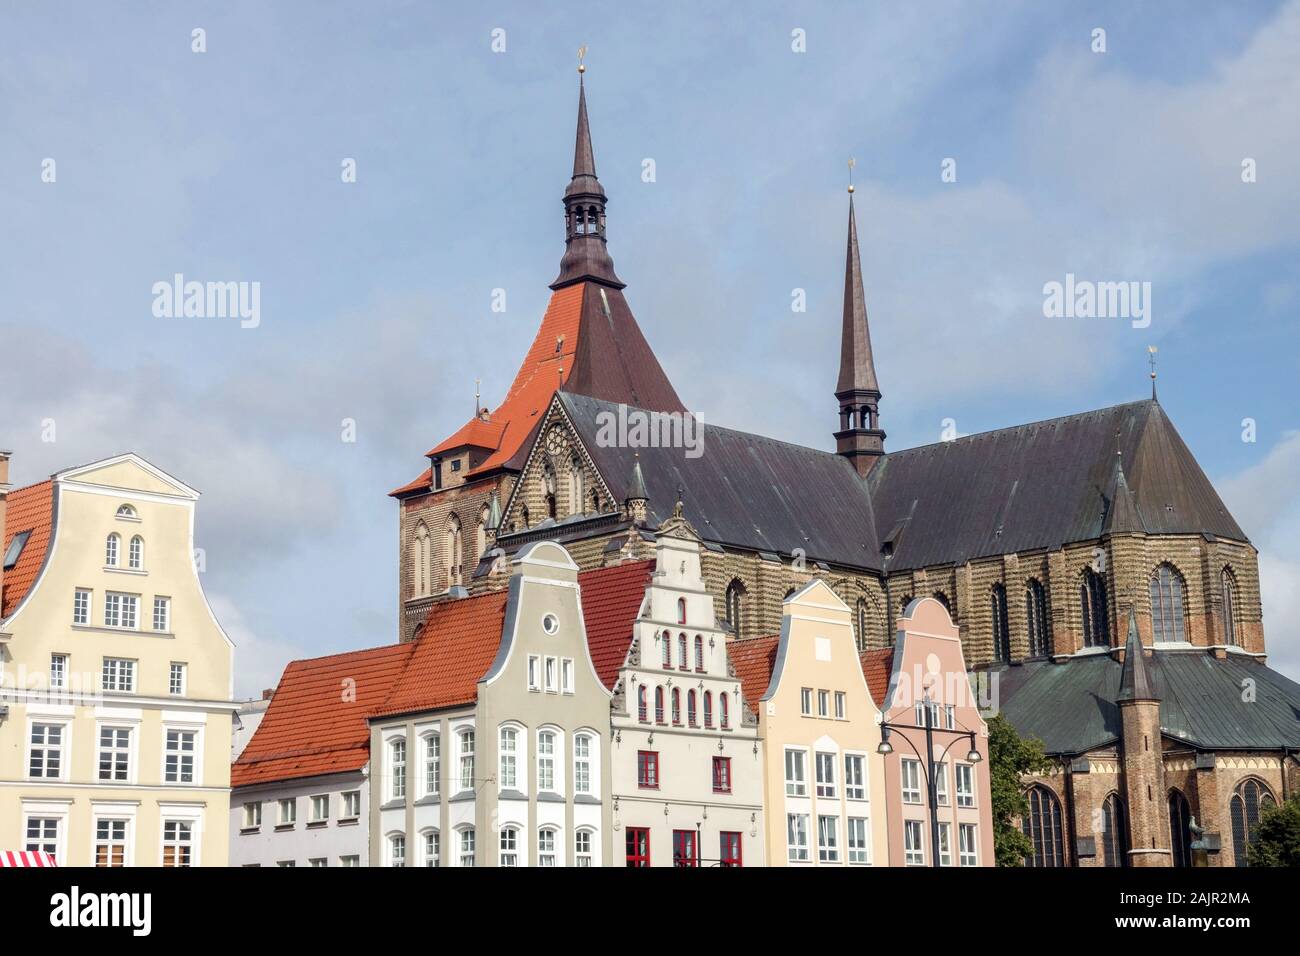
[231,643,414,788]
[997,651,1300,756]
[2,480,54,620]
[866,399,1247,570]
[560,391,883,571]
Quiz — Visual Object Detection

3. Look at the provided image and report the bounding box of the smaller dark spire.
[1103,453,1145,535]
[1117,606,1159,703]
[627,453,648,502]
[486,490,502,531]
[834,179,885,477]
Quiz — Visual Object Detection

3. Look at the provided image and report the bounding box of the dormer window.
[3,529,31,570]
[115,504,138,521]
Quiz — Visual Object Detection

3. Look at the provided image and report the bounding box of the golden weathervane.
[578,44,587,74]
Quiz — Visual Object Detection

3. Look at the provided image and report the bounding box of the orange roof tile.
[2,480,54,620]
[231,643,414,788]
[373,590,511,718]
[729,635,780,716]
[860,648,895,708]
[580,560,653,689]
[390,285,585,496]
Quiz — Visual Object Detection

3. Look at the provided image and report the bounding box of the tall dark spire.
[834,185,885,477]
[551,68,624,290]
[1117,606,1159,702]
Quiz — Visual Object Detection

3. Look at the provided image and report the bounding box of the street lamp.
[878,691,980,867]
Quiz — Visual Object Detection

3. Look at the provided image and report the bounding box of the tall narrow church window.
[412,522,431,597]
[1025,579,1049,657]
[569,455,584,515]
[542,458,557,520]
[725,579,746,639]
[932,591,952,615]
[1149,563,1187,643]
[1022,785,1064,867]
[1080,568,1110,648]
[991,584,1011,663]
[1220,568,1239,647]
[1169,789,1193,868]
[854,598,869,650]
[1101,793,1127,867]
[1230,778,1275,868]
[445,514,463,589]
[476,506,489,558]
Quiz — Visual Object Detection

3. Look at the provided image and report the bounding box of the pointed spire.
[627,453,648,502]
[1117,606,1159,703]
[837,192,880,396]
[551,62,624,290]
[487,491,502,531]
[1103,451,1145,534]
[834,174,885,477]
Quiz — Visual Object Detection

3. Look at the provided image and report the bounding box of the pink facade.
[878,598,994,867]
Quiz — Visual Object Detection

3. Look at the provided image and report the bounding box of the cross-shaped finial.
[1147,345,1158,400]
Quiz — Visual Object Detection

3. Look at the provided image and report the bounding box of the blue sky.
[2,1,1298,692]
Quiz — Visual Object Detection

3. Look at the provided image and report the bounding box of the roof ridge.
[282,641,410,670]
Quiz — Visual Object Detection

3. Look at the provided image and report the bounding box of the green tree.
[987,712,1051,867]
[1246,794,1300,867]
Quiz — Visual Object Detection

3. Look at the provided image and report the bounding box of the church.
[389,70,1300,866]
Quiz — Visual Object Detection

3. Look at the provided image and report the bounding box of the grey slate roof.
[560,391,883,570]
[998,651,1300,755]
[867,399,1248,571]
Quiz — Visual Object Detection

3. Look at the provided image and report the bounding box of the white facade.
[229,770,369,867]
[610,529,765,866]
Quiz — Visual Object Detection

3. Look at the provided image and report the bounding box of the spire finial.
[577,44,587,74]
[1147,345,1158,400]
[847,156,856,194]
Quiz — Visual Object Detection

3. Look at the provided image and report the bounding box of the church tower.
[1116,607,1172,866]
[834,186,885,477]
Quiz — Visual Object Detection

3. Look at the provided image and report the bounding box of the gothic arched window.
[1081,567,1110,648]
[637,686,648,723]
[476,506,489,558]
[677,598,687,625]
[542,458,557,520]
[1101,793,1128,867]
[444,513,463,589]
[1221,568,1240,647]
[854,598,869,650]
[1149,563,1187,643]
[725,579,747,638]
[569,455,584,515]
[1025,578,1049,657]
[1022,785,1064,867]
[687,690,697,726]
[677,633,687,670]
[932,591,952,615]
[991,584,1011,662]
[412,522,431,597]
[671,688,681,725]
[661,630,671,669]
[654,687,665,724]
[1231,778,1276,868]
[720,693,730,729]
[1019,785,1060,868]
[1169,789,1193,868]
[693,636,704,672]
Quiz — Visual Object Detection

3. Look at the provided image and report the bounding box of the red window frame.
[662,631,671,669]
[626,827,651,867]
[703,691,713,728]
[638,686,648,723]
[637,750,659,790]
[672,829,698,868]
[677,633,688,671]
[720,693,730,729]
[712,756,732,794]
[655,687,665,724]
[694,636,704,672]
[687,690,697,726]
[719,831,743,867]
[671,688,681,725]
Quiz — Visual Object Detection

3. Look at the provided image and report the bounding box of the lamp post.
[878,691,982,867]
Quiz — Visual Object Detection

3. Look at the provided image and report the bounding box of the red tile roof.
[373,590,511,718]
[390,285,585,496]
[2,480,54,620]
[231,643,414,788]
[729,635,780,716]
[580,560,653,689]
[860,648,895,708]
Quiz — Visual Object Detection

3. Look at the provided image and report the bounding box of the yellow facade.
[756,580,889,866]
[0,454,234,866]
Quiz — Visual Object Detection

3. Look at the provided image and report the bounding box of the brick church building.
[390,70,1300,866]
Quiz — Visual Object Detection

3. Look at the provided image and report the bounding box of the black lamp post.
[878,691,982,867]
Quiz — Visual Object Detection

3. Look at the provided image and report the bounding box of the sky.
[1,1,1297,695]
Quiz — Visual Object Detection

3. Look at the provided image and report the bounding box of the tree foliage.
[1246,794,1300,867]
[987,712,1051,867]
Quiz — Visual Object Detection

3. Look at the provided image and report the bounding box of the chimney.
[0,450,11,611]
[261,687,274,701]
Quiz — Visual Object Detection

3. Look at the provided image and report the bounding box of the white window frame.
[935,760,949,806]
[49,654,68,691]
[817,814,840,864]
[242,801,262,830]
[786,813,810,863]
[537,726,564,796]
[847,816,871,865]
[278,797,297,827]
[499,825,520,866]
[27,718,71,782]
[959,822,979,867]
[341,790,361,820]
[168,662,186,697]
[388,735,407,801]
[573,732,594,797]
[784,747,808,797]
[455,726,475,793]
[388,832,406,868]
[537,826,560,867]
[105,533,119,568]
[161,718,204,786]
[834,691,846,719]
[544,655,558,693]
[310,794,329,823]
[904,819,925,866]
[422,828,440,867]
[561,657,575,694]
[817,689,829,717]
[800,687,812,715]
[901,758,922,804]
[956,763,976,808]
[574,827,595,867]
[92,814,133,867]
[527,654,540,691]
[158,804,202,867]
[102,656,137,692]
[938,821,953,867]
[421,730,440,798]
[73,589,90,626]
[844,752,867,801]
[153,596,171,632]
[815,751,836,799]
[95,722,135,784]
[22,800,70,865]
[457,826,476,867]
[498,724,521,792]
[103,593,139,631]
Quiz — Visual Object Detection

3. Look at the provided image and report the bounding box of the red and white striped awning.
[0,851,58,867]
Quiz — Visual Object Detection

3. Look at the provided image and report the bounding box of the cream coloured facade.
[0,454,235,866]
[752,580,888,866]
[609,524,765,866]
